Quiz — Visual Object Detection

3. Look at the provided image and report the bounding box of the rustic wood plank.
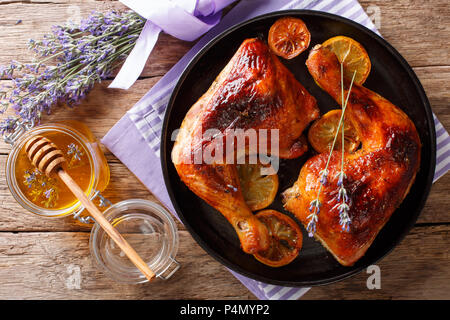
[0,224,447,299]
[0,230,252,299]
[359,0,450,67]
[411,65,450,224]
[304,225,450,299]
[414,66,450,128]
[421,175,450,224]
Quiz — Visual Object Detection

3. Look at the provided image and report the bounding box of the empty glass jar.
[90,199,180,284]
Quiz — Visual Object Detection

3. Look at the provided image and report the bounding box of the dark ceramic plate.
[160,10,436,286]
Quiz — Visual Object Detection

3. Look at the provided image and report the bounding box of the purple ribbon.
[109,0,237,90]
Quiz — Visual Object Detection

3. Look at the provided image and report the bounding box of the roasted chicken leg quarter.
[172,38,319,254]
[283,45,421,266]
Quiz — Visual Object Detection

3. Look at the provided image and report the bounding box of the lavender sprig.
[306,167,327,236]
[0,10,145,136]
[306,64,356,237]
[336,171,351,231]
[307,199,321,237]
[334,63,355,232]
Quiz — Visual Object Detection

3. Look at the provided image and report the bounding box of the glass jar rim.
[5,122,99,217]
[89,199,180,284]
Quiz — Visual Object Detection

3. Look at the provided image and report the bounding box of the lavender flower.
[335,171,351,232]
[67,142,84,168]
[43,189,53,199]
[0,117,19,135]
[0,10,145,136]
[336,171,346,187]
[337,185,348,203]
[24,169,37,187]
[319,169,329,186]
[338,202,351,232]
[307,199,321,237]
[23,168,59,207]
[67,143,83,161]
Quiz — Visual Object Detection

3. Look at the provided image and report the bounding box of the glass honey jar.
[4,120,180,283]
[6,120,110,218]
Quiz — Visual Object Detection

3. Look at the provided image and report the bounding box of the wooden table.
[0,0,448,300]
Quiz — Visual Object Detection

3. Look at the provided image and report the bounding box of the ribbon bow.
[109,0,237,90]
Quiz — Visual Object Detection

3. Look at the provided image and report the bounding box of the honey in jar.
[6,121,110,217]
[15,131,92,209]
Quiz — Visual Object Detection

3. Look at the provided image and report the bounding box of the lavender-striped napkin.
[102,0,450,300]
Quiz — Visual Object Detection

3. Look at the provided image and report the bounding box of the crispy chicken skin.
[283,45,421,266]
[172,38,318,254]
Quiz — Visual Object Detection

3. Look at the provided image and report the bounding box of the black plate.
[161,10,436,286]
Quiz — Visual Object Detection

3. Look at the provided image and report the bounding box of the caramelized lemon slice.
[308,109,360,154]
[237,163,278,211]
[268,17,311,59]
[253,210,303,267]
[322,36,371,85]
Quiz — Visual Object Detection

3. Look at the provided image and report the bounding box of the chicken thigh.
[172,38,318,254]
[283,45,421,266]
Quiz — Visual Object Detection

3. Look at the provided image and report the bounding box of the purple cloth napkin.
[102,0,450,300]
[110,0,237,89]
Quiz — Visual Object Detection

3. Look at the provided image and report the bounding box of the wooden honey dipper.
[25,135,155,281]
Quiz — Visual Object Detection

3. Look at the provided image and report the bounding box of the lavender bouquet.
[0,10,145,137]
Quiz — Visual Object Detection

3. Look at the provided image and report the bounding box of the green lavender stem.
[307,64,357,237]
